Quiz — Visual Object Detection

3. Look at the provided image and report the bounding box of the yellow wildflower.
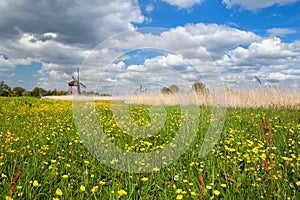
[152,167,160,172]
[213,190,221,196]
[55,188,62,196]
[91,186,99,193]
[206,185,212,190]
[33,180,40,187]
[141,177,149,182]
[80,185,85,192]
[99,181,106,186]
[176,189,183,194]
[62,175,68,179]
[118,189,127,196]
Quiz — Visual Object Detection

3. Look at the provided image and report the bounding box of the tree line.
[0,81,67,97]
[161,81,209,94]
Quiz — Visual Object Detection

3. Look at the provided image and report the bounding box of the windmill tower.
[68,68,86,95]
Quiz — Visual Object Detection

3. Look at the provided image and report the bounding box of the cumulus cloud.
[0,54,14,72]
[224,38,299,66]
[161,0,203,8]
[0,0,144,46]
[219,37,300,87]
[222,0,299,11]
[35,23,300,92]
[173,23,260,57]
[145,4,155,13]
[0,0,145,89]
[267,28,297,36]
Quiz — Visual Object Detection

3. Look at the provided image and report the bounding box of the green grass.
[0,97,299,199]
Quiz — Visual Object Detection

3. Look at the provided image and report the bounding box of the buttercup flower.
[118,189,127,197]
[55,188,62,196]
[80,185,85,192]
[141,177,149,182]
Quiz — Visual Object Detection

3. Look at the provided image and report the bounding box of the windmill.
[138,83,147,94]
[68,68,86,95]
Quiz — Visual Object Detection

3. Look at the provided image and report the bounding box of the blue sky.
[0,0,299,93]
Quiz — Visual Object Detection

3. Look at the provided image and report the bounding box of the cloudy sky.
[0,0,299,93]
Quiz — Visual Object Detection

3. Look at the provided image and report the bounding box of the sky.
[0,0,300,94]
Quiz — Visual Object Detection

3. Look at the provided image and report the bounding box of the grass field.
[0,97,299,199]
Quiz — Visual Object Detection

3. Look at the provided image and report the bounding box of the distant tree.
[46,89,67,96]
[169,84,180,93]
[32,87,46,97]
[192,81,208,94]
[12,86,25,96]
[161,87,171,94]
[58,91,67,95]
[22,90,32,96]
[0,81,11,96]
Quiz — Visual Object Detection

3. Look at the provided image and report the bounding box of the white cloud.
[173,23,260,57]
[225,38,299,65]
[0,0,145,90]
[268,72,298,81]
[267,28,297,36]
[41,24,298,92]
[162,0,203,8]
[0,54,14,72]
[222,0,299,11]
[219,37,300,85]
[0,0,144,46]
[145,4,154,13]
[43,32,58,39]
[127,64,147,71]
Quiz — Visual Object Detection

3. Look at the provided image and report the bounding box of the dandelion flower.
[80,185,85,192]
[176,189,183,194]
[176,194,183,200]
[33,180,40,187]
[141,177,149,182]
[55,188,63,196]
[1,173,7,178]
[62,175,68,179]
[206,185,212,190]
[152,167,160,172]
[220,183,227,188]
[118,189,127,197]
[99,181,106,186]
[190,191,196,196]
[213,190,221,196]
[296,181,300,186]
[91,186,99,193]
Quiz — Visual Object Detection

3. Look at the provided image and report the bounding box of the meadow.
[0,97,299,199]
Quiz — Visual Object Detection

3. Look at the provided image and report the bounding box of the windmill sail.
[68,68,86,95]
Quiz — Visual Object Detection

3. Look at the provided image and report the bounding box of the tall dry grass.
[126,89,300,108]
